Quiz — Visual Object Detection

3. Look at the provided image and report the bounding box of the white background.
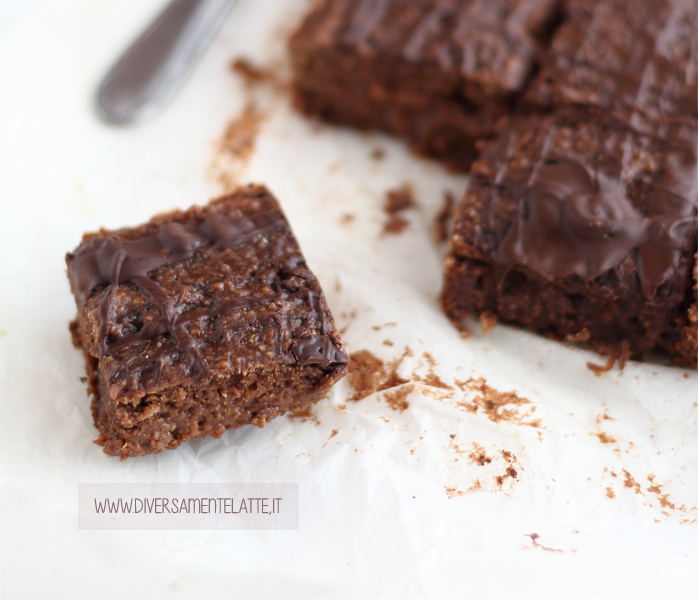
[1,1,697,598]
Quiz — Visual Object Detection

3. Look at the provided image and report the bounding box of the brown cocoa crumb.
[587,354,616,376]
[347,348,412,402]
[606,487,616,499]
[413,352,453,390]
[469,442,492,466]
[340,213,355,225]
[383,383,414,412]
[457,377,540,428]
[371,148,385,160]
[211,103,266,191]
[622,469,643,495]
[433,190,455,244]
[382,186,415,235]
[383,339,394,346]
[593,432,617,444]
[480,311,498,335]
[347,350,385,402]
[231,58,271,87]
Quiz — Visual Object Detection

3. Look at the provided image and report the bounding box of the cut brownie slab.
[524,0,698,135]
[443,111,698,367]
[67,186,348,457]
[289,0,562,170]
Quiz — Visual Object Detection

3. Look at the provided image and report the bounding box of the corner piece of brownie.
[289,0,562,171]
[443,111,698,367]
[66,185,349,457]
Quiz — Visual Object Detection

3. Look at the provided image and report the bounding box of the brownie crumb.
[347,350,385,402]
[383,383,414,412]
[414,352,452,390]
[371,148,385,160]
[231,58,271,87]
[480,311,498,335]
[593,432,617,444]
[211,104,266,191]
[469,442,492,466]
[587,355,616,376]
[622,469,643,495]
[458,377,540,428]
[347,348,412,401]
[382,186,415,235]
[434,191,455,244]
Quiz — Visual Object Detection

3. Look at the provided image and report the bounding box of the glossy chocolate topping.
[495,146,697,297]
[67,205,347,373]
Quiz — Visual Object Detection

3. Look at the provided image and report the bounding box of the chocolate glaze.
[67,205,347,374]
[492,127,697,299]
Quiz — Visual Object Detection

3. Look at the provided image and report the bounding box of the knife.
[96,0,238,125]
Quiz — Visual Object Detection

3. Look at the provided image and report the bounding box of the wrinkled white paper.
[1,1,697,598]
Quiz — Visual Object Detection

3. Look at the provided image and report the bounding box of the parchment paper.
[1,1,697,598]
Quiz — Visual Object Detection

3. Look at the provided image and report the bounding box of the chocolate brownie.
[523,0,698,135]
[443,111,697,367]
[67,186,348,457]
[289,0,562,170]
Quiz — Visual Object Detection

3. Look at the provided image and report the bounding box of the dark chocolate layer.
[289,0,562,170]
[66,186,349,454]
[444,112,697,366]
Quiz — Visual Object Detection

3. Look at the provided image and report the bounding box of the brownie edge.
[443,113,698,369]
[66,185,349,457]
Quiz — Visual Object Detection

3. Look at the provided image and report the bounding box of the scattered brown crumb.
[383,339,394,346]
[211,103,265,191]
[587,354,615,376]
[622,469,643,495]
[413,352,453,390]
[340,213,355,225]
[329,429,339,439]
[593,432,617,444]
[347,348,412,402]
[229,58,287,91]
[457,377,540,428]
[347,350,385,402]
[606,487,616,499]
[383,384,414,412]
[645,476,679,510]
[287,404,320,425]
[480,311,498,335]
[567,328,591,342]
[231,58,271,87]
[587,341,632,375]
[382,186,416,235]
[469,442,492,466]
[433,190,455,244]
[371,148,385,160]
[445,486,465,498]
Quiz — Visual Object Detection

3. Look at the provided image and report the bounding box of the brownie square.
[443,111,698,367]
[289,0,561,170]
[524,0,698,135]
[67,186,348,457]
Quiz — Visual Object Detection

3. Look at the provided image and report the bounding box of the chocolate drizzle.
[493,132,697,299]
[67,203,348,375]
